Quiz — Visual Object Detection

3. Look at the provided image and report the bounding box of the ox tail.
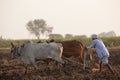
[59,46,65,64]
[60,46,63,58]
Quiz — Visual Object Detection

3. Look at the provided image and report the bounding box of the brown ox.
[61,40,84,63]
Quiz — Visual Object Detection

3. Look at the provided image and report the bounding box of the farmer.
[85,34,114,74]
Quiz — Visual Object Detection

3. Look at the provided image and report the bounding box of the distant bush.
[0,37,120,48]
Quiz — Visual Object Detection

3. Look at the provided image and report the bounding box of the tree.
[26,19,53,39]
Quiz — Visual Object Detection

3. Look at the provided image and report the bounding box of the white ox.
[20,42,64,73]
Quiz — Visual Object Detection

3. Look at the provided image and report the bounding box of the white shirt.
[87,39,109,59]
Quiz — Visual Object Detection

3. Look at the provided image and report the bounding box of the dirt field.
[0,48,120,80]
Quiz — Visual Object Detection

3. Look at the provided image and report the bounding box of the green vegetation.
[0,37,120,48]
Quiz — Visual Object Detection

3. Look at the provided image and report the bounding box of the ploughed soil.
[0,48,120,80]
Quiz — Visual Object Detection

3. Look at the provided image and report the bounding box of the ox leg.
[10,50,15,59]
[55,61,62,73]
[24,64,28,74]
[30,58,38,72]
[80,52,84,63]
[11,52,14,59]
[44,59,50,71]
[44,59,52,75]
[10,48,13,59]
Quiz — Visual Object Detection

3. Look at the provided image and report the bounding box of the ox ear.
[10,42,14,47]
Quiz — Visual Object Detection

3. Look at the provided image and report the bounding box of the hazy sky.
[0,0,120,39]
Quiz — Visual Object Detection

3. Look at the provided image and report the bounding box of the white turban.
[91,34,97,39]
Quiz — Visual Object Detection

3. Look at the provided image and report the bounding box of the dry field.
[0,48,120,80]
